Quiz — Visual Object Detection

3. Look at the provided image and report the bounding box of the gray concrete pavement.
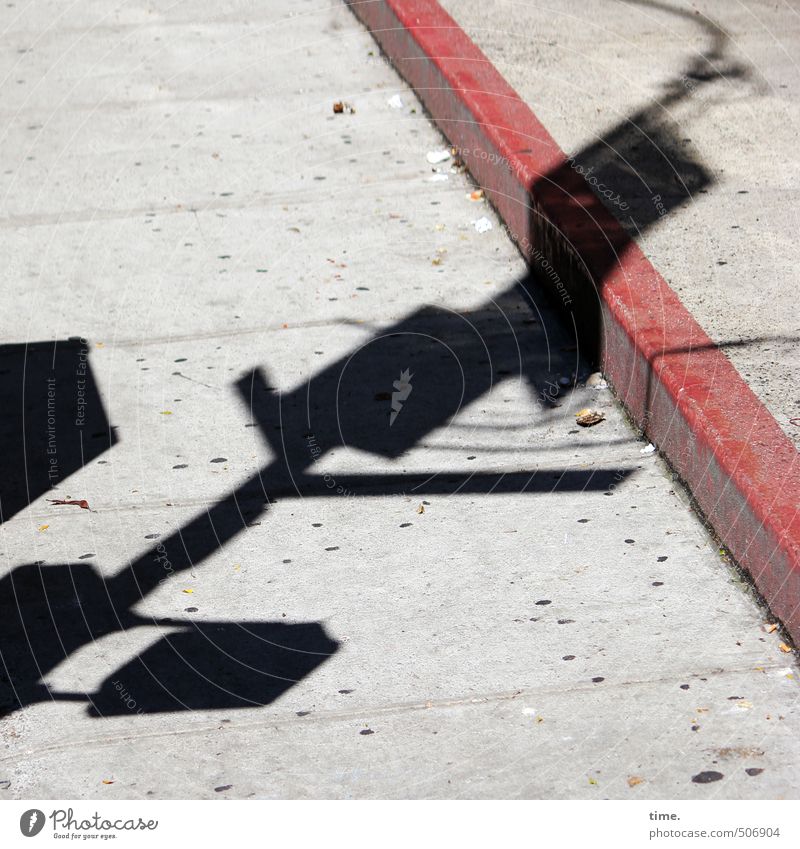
[0,1,799,799]
[440,0,800,448]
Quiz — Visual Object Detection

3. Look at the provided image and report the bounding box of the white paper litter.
[473,216,493,233]
[640,443,656,455]
[387,94,404,110]
[426,149,451,164]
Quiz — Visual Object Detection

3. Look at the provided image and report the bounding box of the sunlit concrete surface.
[0,1,798,799]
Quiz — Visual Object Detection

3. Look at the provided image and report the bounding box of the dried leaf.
[627,775,644,787]
[575,408,605,427]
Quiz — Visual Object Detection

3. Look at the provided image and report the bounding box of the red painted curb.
[347,0,800,639]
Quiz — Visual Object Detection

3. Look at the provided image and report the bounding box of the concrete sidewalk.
[440,0,800,448]
[0,0,798,799]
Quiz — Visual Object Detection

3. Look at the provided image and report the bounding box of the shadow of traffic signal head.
[0,338,117,525]
[240,285,560,466]
[88,620,339,715]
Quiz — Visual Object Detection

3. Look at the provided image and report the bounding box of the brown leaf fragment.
[575,408,605,427]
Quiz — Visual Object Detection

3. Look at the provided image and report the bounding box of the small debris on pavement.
[586,372,608,389]
[469,189,484,201]
[627,776,644,787]
[472,216,493,233]
[102,779,115,785]
[332,101,355,114]
[214,784,233,792]
[48,498,90,510]
[387,94,404,109]
[182,588,194,594]
[640,443,656,455]
[426,149,451,164]
[417,504,425,514]
[779,642,792,653]
[37,524,49,532]
[691,770,724,784]
[764,623,779,633]
[575,408,605,427]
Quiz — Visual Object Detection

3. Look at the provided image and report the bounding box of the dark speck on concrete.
[591,676,605,683]
[562,655,576,661]
[210,457,227,463]
[625,539,635,544]
[185,607,198,613]
[535,599,552,606]
[78,553,94,560]
[214,785,233,792]
[577,518,590,523]
[282,559,292,563]
[680,684,690,690]
[657,556,668,562]
[144,534,160,540]
[745,768,764,776]
[312,523,322,527]
[338,689,354,694]
[652,581,664,587]
[399,522,412,528]
[173,464,188,469]
[174,358,187,363]
[325,546,339,551]
[359,729,374,736]
[557,619,575,624]
[467,455,476,460]
[691,725,700,731]
[296,710,310,717]
[692,771,724,784]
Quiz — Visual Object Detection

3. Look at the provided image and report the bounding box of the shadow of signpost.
[0,272,637,717]
[7,0,745,719]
